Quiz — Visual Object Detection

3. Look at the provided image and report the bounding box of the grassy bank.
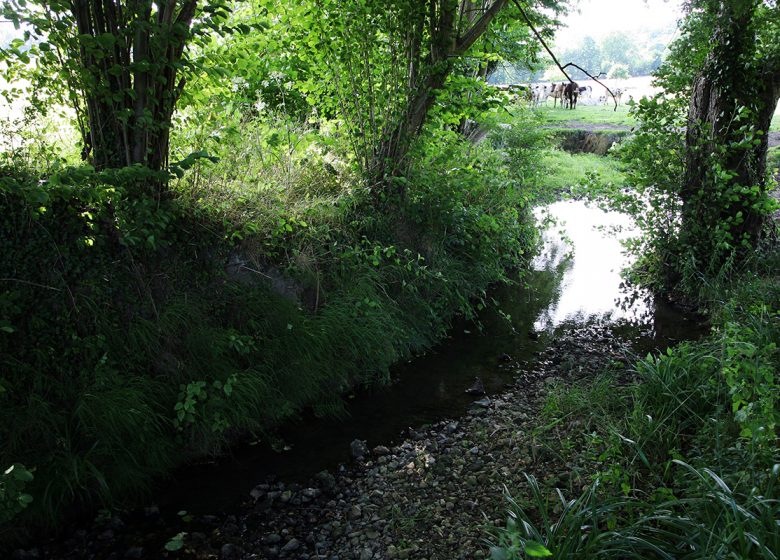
[536,150,626,192]
[491,263,780,558]
[0,109,547,544]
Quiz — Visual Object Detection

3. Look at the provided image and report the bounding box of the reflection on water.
[533,200,643,330]
[161,200,705,512]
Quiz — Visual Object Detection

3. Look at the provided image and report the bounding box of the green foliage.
[0,465,34,525]
[567,3,777,304]
[164,532,187,552]
[491,475,663,559]
[0,0,234,172]
[601,94,686,292]
[494,270,780,560]
[601,90,778,298]
[717,280,780,443]
[0,85,549,543]
[0,0,567,546]
[555,29,669,80]
[606,63,629,80]
[538,150,626,193]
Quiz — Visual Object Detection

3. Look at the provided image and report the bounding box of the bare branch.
[509,0,619,111]
[560,62,619,112]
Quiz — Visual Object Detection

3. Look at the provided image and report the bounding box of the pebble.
[350,439,368,459]
[347,505,362,520]
[281,538,300,554]
[220,543,239,559]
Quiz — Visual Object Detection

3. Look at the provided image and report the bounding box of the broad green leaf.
[524,541,553,557]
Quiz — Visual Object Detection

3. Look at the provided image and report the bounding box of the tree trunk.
[72,0,197,181]
[373,0,507,189]
[682,1,780,262]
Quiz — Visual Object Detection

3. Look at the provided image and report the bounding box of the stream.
[158,199,705,515]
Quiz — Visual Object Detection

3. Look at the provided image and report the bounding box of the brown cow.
[563,81,579,109]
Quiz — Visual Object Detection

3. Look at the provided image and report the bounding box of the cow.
[532,84,549,106]
[548,82,565,108]
[563,81,579,109]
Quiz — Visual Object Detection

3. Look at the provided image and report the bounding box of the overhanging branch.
[509,0,618,111]
[560,62,619,112]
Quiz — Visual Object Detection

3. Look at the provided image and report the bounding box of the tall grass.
[491,273,780,559]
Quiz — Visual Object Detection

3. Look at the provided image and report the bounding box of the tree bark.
[682,1,780,255]
[72,0,197,180]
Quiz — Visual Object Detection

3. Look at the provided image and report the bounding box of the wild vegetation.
[491,1,780,558]
[0,0,566,545]
[0,0,778,556]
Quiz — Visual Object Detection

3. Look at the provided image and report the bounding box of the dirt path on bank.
[31,325,637,560]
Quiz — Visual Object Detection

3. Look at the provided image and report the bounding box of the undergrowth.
[0,106,547,545]
[491,269,780,559]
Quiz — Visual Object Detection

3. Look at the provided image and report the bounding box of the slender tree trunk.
[373,0,507,189]
[72,0,197,180]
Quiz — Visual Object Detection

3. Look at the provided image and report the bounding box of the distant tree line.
[490,29,670,83]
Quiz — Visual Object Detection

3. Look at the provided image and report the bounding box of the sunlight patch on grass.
[537,149,626,191]
[534,104,635,127]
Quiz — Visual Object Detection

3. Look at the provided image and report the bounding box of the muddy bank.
[555,129,630,155]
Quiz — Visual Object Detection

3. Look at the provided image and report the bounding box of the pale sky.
[554,0,685,49]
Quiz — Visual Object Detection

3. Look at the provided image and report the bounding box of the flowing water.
[161,200,704,512]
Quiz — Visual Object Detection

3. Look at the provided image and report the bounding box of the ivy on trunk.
[682,0,780,266]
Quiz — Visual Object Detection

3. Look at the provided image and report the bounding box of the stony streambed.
[27,322,637,560]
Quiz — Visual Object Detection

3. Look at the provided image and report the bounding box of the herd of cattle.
[492,82,626,109]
